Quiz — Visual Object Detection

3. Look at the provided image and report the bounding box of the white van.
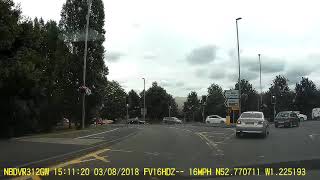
[312,108,320,120]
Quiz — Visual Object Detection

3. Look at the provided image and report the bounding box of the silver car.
[236,111,269,138]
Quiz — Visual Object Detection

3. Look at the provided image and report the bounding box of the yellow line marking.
[12,148,110,180]
[50,148,110,169]
[91,154,110,163]
[12,175,41,180]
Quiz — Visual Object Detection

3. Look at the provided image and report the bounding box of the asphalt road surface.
[1,121,320,180]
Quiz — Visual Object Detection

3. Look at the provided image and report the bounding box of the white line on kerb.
[75,128,119,139]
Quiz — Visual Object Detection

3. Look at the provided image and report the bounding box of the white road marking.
[75,128,119,139]
[168,127,193,133]
[308,134,320,140]
[197,132,224,155]
[109,149,133,153]
[15,131,137,168]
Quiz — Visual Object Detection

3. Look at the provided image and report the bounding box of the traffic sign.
[232,106,240,111]
[225,98,239,108]
[224,90,239,99]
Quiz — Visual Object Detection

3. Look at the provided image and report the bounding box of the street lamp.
[126,103,129,120]
[258,54,262,111]
[271,95,276,120]
[236,17,242,114]
[142,78,146,122]
[81,0,93,129]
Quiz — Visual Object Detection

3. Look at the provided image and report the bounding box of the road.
[1,121,320,180]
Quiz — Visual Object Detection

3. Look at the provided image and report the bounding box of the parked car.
[162,117,182,124]
[294,111,307,121]
[206,115,226,124]
[128,117,146,124]
[312,108,320,120]
[236,111,269,138]
[274,111,300,128]
[92,117,105,125]
[57,118,69,127]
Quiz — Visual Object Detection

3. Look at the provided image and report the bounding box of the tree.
[183,91,200,122]
[235,79,259,112]
[59,0,108,126]
[206,83,226,118]
[142,82,177,122]
[294,77,318,118]
[168,94,179,117]
[264,75,294,120]
[128,90,141,118]
[100,81,127,121]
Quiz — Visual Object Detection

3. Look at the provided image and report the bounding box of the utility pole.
[142,78,146,122]
[81,0,92,129]
[236,17,242,115]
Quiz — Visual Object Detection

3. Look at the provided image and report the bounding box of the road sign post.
[224,90,240,123]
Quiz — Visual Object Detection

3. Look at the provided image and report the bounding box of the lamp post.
[126,103,129,120]
[258,54,262,111]
[81,0,92,129]
[236,17,242,114]
[142,78,146,121]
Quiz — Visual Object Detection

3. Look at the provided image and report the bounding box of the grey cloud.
[209,69,226,80]
[226,70,258,82]
[285,67,312,85]
[195,68,208,78]
[176,81,185,87]
[242,70,259,81]
[186,45,217,65]
[242,57,286,74]
[105,52,125,62]
[160,80,185,88]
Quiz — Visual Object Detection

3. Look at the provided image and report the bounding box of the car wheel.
[289,121,293,128]
[261,130,267,138]
[236,132,241,138]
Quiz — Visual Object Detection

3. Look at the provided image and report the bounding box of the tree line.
[1,0,320,138]
[183,75,320,122]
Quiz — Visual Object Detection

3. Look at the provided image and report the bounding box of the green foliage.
[206,83,226,118]
[183,91,200,122]
[235,79,259,112]
[128,90,141,118]
[59,0,108,126]
[100,81,127,121]
[142,82,178,122]
[294,77,319,118]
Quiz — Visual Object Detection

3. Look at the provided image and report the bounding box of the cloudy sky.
[14,0,320,97]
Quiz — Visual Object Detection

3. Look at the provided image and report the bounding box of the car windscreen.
[240,113,262,118]
[277,112,289,118]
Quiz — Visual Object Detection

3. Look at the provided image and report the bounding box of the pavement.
[1,121,320,180]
